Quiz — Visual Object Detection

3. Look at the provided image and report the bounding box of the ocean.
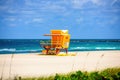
[0,39,120,54]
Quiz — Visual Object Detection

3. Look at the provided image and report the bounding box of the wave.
[0,48,42,53]
[16,49,42,52]
[0,48,16,51]
[0,47,120,54]
[69,47,120,50]
[95,47,117,50]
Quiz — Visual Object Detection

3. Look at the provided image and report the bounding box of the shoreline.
[0,50,120,55]
[0,50,120,79]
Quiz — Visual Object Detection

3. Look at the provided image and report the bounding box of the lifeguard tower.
[41,30,70,55]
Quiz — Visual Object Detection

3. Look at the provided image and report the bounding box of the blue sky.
[0,0,120,39]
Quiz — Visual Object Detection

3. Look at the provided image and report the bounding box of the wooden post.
[65,48,68,54]
[56,48,60,55]
[43,45,51,55]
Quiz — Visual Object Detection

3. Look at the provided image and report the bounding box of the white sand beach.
[0,51,120,80]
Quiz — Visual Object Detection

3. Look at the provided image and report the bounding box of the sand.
[0,51,120,80]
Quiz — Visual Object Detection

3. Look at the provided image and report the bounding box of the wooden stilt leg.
[65,48,68,54]
[46,49,49,55]
[56,49,60,55]
[43,45,51,55]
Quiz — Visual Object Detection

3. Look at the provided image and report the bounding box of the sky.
[0,0,120,39]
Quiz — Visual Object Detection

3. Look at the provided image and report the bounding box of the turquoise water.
[0,39,120,54]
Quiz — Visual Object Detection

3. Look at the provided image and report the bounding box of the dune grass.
[14,67,120,80]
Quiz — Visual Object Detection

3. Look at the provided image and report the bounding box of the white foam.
[0,48,16,51]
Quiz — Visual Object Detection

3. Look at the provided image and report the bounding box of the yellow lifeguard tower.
[41,30,70,55]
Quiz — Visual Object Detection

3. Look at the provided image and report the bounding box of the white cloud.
[2,16,24,25]
[7,9,18,14]
[3,0,67,16]
[20,10,36,14]
[42,5,66,12]
[71,0,112,9]
[24,0,67,13]
[64,26,72,29]
[40,1,67,12]
[32,18,43,23]
[71,0,89,9]
[4,17,16,21]
[9,23,16,27]
[72,0,99,9]
[91,0,102,5]
[101,8,120,13]
[24,0,43,6]
[7,9,36,15]
[24,18,43,24]
[71,0,100,9]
